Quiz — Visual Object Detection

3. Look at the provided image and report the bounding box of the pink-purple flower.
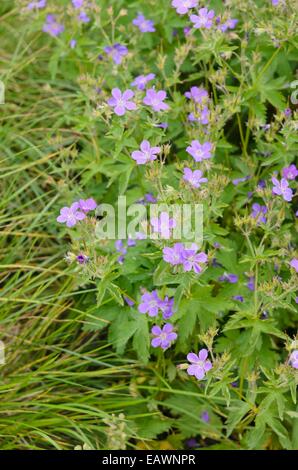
[57,202,86,227]
[171,0,198,15]
[163,243,185,265]
[183,168,208,188]
[272,177,293,202]
[289,350,298,369]
[131,140,161,164]
[251,203,267,224]
[186,140,213,162]
[185,86,208,104]
[151,323,177,350]
[131,73,155,90]
[151,212,176,238]
[188,106,210,125]
[163,243,208,274]
[108,88,137,116]
[282,164,298,180]
[138,290,161,317]
[143,88,169,112]
[132,13,155,32]
[190,8,215,29]
[42,15,64,37]
[187,349,212,380]
[27,0,46,9]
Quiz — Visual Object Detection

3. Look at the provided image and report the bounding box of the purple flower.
[184,26,191,36]
[56,202,86,227]
[159,296,175,319]
[151,212,176,238]
[76,254,89,264]
[171,0,198,15]
[282,164,298,180]
[190,8,215,29]
[246,276,255,291]
[251,203,267,224]
[188,106,210,125]
[131,140,161,164]
[72,0,84,7]
[42,15,64,37]
[201,411,210,423]
[182,244,208,274]
[183,168,208,188]
[151,323,177,350]
[186,438,198,448]
[219,273,239,283]
[233,295,244,302]
[27,0,46,9]
[218,18,238,32]
[78,11,90,23]
[143,88,169,112]
[289,350,298,369]
[115,240,127,255]
[290,258,298,273]
[272,177,293,202]
[232,175,250,186]
[108,88,137,116]
[163,243,185,265]
[131,73,155,90]
[187,349,212,380]
[70,39,77,49]
[155,122,168,129]
[186,140,213,162]
[78,198,97,213]
[132,13,155,32]
[104,44,128,65]
[272,0,279,5]
[139,290,161,317]
[185,86,208,104]
[145,193,157,203]
[284,108,292,118]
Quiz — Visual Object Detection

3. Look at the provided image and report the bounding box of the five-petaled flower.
[131,140,161,164]
[108,88,137,116]
[57,202,86,227]
[186,140,213,161]
[190,8,215,29]
[187,349,212,380]
[272,177,293,202]
[78,198,97,213]
[185,86,208,104]
[143,88,169,112]
[151,323,177,350]
[133,13,155,32]
[282,164,298,180]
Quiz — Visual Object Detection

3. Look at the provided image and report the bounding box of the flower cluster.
[56,198,97,227]
[163,243,208,274]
